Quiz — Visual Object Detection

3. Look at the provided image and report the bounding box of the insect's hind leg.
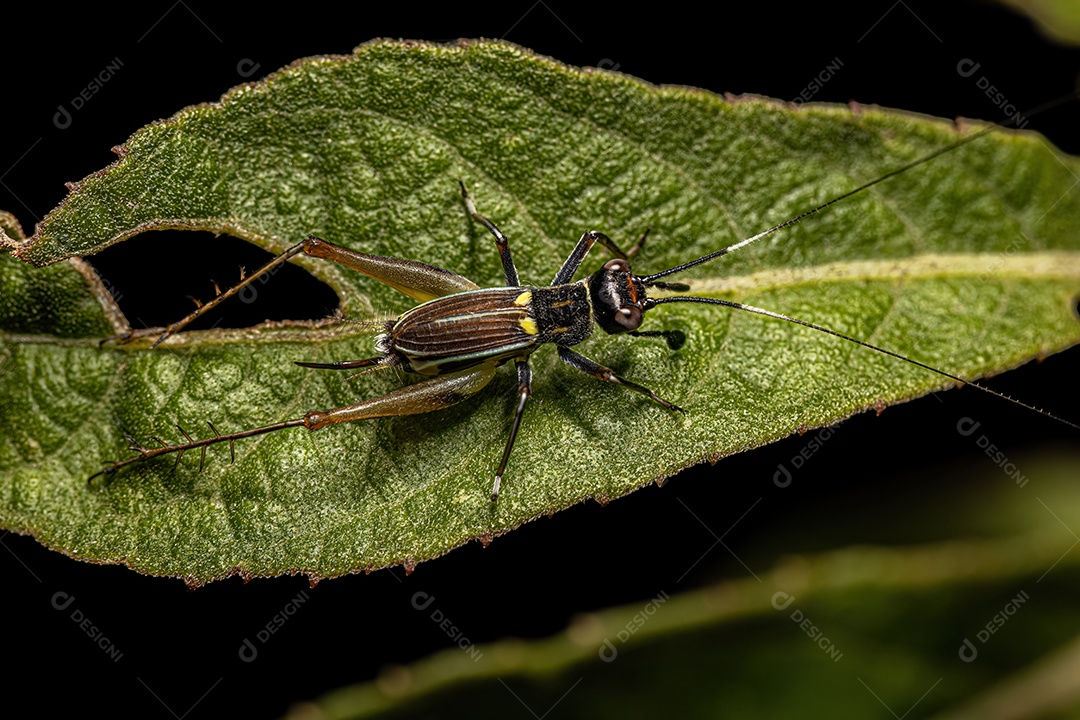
[557,346,684,412]
[94,365,499,482]
[118,241,310,348]
[119,235,480,348]
[459,181,520,286]
[303,364,497,429]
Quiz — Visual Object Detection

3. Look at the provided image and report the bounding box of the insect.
[94,108,1079,501]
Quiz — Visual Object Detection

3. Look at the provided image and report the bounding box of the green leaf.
[282,451,1080,720]
[994,0,1080,45]
[2,40,1079,585]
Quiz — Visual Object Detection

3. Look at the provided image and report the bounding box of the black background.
[2,2,1078,717]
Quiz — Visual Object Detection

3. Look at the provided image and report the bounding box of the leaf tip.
[0,210,26,251]
[0,227,18,252]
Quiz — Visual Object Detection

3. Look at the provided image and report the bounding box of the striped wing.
[391,287,541,374]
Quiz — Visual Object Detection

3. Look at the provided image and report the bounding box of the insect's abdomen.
[390,288,542,374]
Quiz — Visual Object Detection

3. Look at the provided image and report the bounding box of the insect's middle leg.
[459,181,520,287]
[294,357,384,371]
[557,346,684,412]
[491,359,532,502]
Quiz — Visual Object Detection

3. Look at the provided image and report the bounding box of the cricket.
[93,99,1080,501]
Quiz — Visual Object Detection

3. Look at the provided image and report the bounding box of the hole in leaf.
[86,230,339,331]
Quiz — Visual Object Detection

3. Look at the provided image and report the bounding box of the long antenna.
[644,296,1080,431]
[642,91,1080,284]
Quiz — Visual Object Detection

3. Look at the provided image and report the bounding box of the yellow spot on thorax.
[514,291,532,306]
[520,317,539,335]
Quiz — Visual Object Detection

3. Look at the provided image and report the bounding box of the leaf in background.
[994,0,1080,45]
[283,452,1080,720]
[1,40,1078,584]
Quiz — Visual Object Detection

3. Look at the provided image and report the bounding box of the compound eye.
[614,305,643,331]
[603,258,630,273]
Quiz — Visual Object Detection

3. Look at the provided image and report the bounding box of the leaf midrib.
[671,250,1080,296]
[5,250,1076,351]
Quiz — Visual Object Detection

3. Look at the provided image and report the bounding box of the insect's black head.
[588,258,648,334]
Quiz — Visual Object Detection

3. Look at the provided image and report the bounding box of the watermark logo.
[411,591,483,662]
[957,234,1029,306]
[774,422,842,487]
[54,58,124,129]
[956,417,1028,487]
[96,272,124,305]
[598,591,669,662]
[52,591,123,662]
[237,260,287,304]
[979,235,1028,285]
[958,589,1029,662]
[238,590,310,662]
[237,58,261,78]
[792,58,844,105]
[956,58,1028,128]
[772,591,843,662]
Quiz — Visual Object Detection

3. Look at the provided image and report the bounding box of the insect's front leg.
[557,346,684,412]
[551,231,643,285]
[460,181,520,287]
[623,227,650,260]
